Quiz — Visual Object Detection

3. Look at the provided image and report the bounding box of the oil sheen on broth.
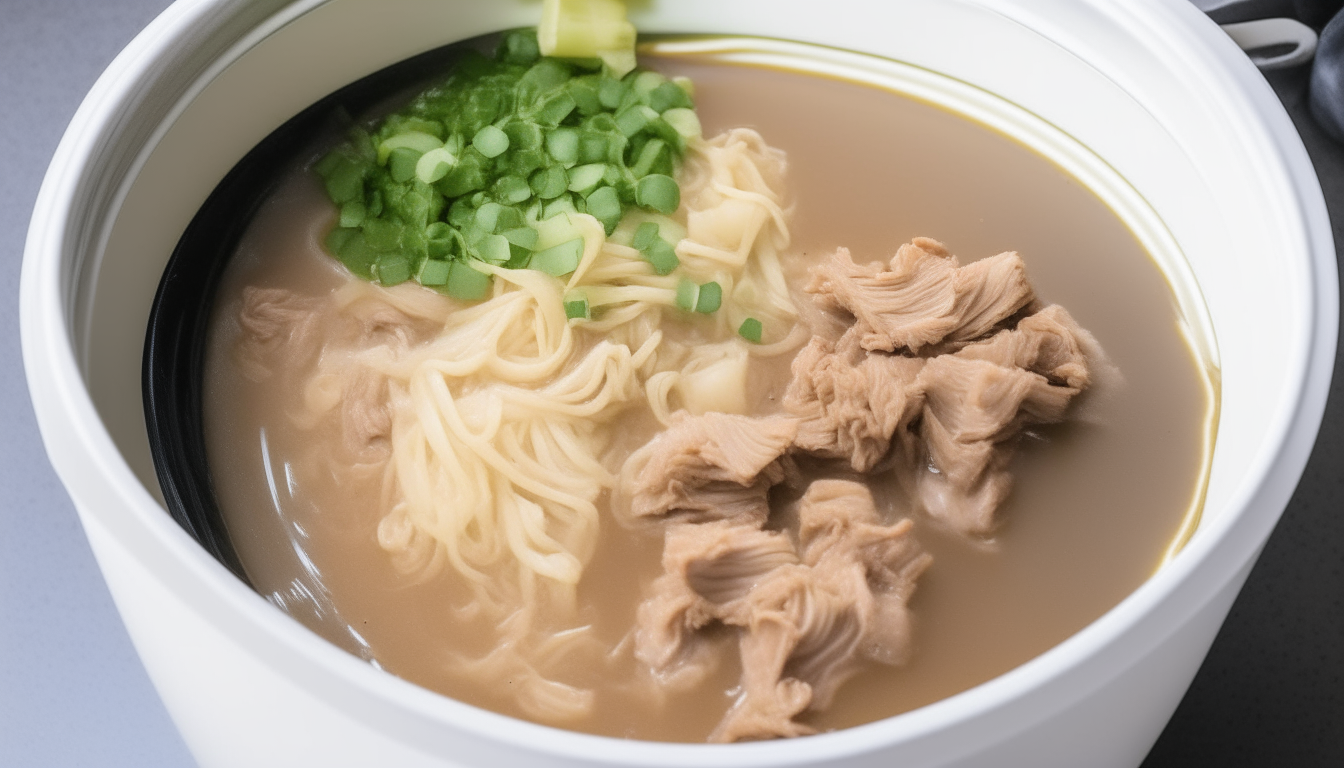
[202,54,1209,741]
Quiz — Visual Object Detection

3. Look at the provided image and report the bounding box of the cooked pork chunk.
[618,412,799,526]
[635,522,798,689]
[783,333,926,472]
[805,238,1034,353]
[235,286,437,463]
[235,287,324,382]
[953,304,1092,389]
[913,351,1082,535]
[625,232,1099,739]
[632,480,929,742]
[792,238,1094,536]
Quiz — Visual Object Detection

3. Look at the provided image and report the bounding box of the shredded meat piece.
[339,370,393,457]
[618,412,799,526]
[635,522,798,690]
[792,239,1094,536]
[953,304,1092,389]
[783,332,926,472]
[235,286,430,462]
[805,238,1034,353]
[626,234,1100,740]
[913,350,1081,535]
[632,480,929,742]
[235,287,324,382]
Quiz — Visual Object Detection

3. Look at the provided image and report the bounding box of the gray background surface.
[0,2,1339,766]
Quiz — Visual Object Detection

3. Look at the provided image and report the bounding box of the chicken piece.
[784,332,926,471]
[618,412,799,526]
[805,238,1034,353]
[913,353,1081,535]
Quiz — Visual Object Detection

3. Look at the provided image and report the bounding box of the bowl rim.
[19,0,1338,763]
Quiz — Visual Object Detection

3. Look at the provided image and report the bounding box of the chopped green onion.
[672,76,695,99]
[585,186,622,234]
[504,120,544,150]
[649,80,693,112]
[472,124,511,158]
[578,132,611,164]
[615,105,655,137]
[415,147,458,184]
[644,238,679,275]
[598,77,627,109]
[631,221,660,251]
[339,201,366,228]
[387,147,421,183]
[563,292,591,320]
[475,202,508,233]
[567,163,607,195]
[630,138,666,179]
[738,317,763,344]
[505,245,533,269]
[320,157,364,204]
[502,226,539,250]
[543,195,578,219]
[645,117,685,152]
[325,226,357,255]
[546,128,580,165]
[376,253,412,286]
[378,131,442,164]
[445,261,493,300]
[417,258,452,286]
[503,226,537,268]
[695,281,722,313]
[530,166,569,199]
[534,90,578,126]
[509,147,548,177]
[675,277,699,312]
[494,174,533,204]
[498,28,541,65]
[363,218,402,251]
[335,232,378,279]
[518,58,572,97]
[661,108,702,140]
[530,237,585,276]
[632,71,666,97]
[475,233,513,265]
[636,174,680,214]
[426,226,459,259]
[569,79,603,115]
[316,25,700,294]
[447,199,474,228]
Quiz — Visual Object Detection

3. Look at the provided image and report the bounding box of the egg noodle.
[333,129,803,718]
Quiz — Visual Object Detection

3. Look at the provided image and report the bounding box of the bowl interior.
[143,34,503,583]
[45,0,1327,759]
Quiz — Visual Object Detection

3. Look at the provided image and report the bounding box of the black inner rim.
[141,35,498,586]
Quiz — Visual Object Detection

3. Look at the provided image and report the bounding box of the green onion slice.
[636,174,681,214]
[563,292,591,320]
[472,125,511,159]
[738,317,763,344]
[531,237,585,276]
[675,277,699,312]
[694,281,722,314]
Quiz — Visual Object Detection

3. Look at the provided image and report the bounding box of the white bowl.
[20,1,1337,766]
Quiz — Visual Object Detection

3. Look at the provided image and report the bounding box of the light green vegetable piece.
[531,237,585,276]
[538,0,637,77]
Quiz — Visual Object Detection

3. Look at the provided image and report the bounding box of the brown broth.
[202,55,1210,742]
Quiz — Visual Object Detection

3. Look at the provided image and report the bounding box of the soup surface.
[203,51,1210,741]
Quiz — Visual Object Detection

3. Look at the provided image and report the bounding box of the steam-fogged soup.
[202,48,1210,742]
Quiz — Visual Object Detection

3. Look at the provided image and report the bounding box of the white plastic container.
[20,1,1337,766]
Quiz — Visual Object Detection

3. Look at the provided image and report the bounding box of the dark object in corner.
[1197,0,1344,27]
[1310,8,1344,140]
